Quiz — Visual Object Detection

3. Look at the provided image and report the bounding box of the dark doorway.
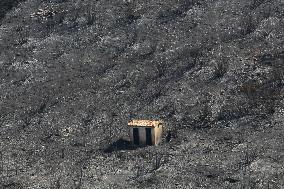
[133,128,139,145]
[146,128,152,145]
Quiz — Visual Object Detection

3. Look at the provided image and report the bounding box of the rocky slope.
[0,0,284,188]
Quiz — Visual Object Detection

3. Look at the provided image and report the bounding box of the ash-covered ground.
[0,0,284,188]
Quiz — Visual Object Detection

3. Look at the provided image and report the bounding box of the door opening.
[133,128,139,145]
[146,128,152,145]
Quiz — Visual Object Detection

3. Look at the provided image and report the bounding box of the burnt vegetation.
[0,0,284,188]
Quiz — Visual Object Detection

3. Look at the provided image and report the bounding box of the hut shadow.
[104,138,139,153]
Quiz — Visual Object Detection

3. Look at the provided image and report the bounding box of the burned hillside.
[0,0,284,188]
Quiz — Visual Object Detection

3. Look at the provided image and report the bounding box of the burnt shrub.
[0,0,24,20]
[213,58,228,79]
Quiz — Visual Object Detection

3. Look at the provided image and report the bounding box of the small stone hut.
[128,119,163,146]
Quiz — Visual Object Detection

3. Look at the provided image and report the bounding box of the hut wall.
[154,124,163,145]
[138,127,146,145]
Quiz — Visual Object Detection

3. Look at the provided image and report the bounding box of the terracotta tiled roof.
[128,120,163,127]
